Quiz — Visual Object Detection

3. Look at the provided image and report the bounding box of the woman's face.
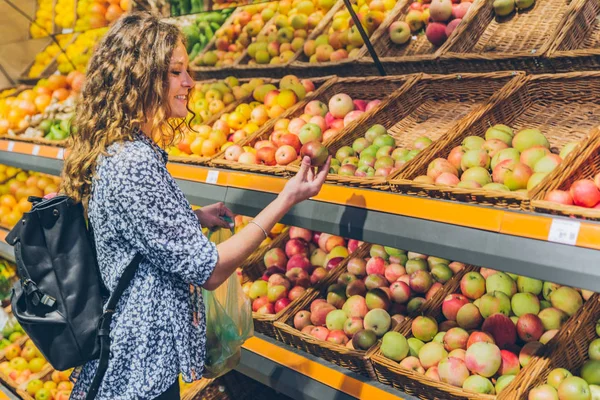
[167,41,194,119]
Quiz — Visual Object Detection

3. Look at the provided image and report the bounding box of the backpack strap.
[85,253,143,400]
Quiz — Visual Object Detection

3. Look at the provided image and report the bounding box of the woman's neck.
[141,120,154,138]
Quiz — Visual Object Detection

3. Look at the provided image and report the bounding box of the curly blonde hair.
[61,12,191,203]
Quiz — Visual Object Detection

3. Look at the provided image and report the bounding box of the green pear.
[493,0,515,16]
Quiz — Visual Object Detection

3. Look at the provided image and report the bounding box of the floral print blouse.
[70,131,218,399]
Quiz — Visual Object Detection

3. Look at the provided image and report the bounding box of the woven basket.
[365,0,485,75]
[239,228,339,340]
[234,1,344,74]
[236,74,418,177]
[370,268,596,400]
[2,133,70,148]
[531,130,600,221]
[287,0,406,76]
[322,71,524,189]
[189,6,269,80]
[440,0,574,73]
[274,245,474,378]
[502,294,600,400]
[547,0,600,72]
[395,71,600,211]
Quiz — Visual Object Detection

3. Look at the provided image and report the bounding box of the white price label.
[32,145,40,156]
[6,141,14,152]
[548,219,580,246]
[206,170,219,184]
[57,148,65,159]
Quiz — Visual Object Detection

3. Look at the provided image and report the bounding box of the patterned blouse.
[70,131,218,399]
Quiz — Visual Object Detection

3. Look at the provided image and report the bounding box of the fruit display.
[544,173,600,210]
[0,259,17,306]
[26,35,74,79]
[244,0,339,65]
[0,339,50,387]
[0,89,17,99]
[226,87,384,166]
[169,0,206,16]
[30,0,54,38]
[242,227,360,316]
[21,368,74,400]
[176,10,233,60]
[300,0,397,64]
[417,126,580,193]
[57,28,109,74]
[387,0,472,48]
[0,318,26,350]
[377,268,592,395]
[55,0,76,31]
[0,170,61,228]
[169,76,316,159]
[233,214,286,247]
[333,124,432,178]
[493,0,535,17]
[528,317,600,400]
[74,0,130,32]
[193,3,278,68]
[288,245,464,350]
[0,74,81,137]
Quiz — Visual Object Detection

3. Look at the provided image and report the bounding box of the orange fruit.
[18,100,36,116]
[18,90,36,102]
[15,187,28,201]
[120,0,130,11]
[34,94,51,113]
[52,371,61,383]
[0,194,16,208]
[25,187,44,199]
[7,109,24,127]
[0,119,9,135]
[34,86,52,96]
[47,75,68,91]
[71,73,85,93]
[4,210,21,227]
[44,184,58,196]
[65,71,79,87]
[89,13,107,29]
[36,177,51,191]
[52,88,70,101]
[8,181,23,195]
[0,206,11,217]
[16,198,31,213]
[105,4,124,22]
[89,2,107,15]
[25,176,38,188]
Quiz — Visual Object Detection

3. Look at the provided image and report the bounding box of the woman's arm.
[202,156,330,290]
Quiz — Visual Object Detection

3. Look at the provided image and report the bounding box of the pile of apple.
[418,125,579,192]
[388,0,472,48]
[528,320,600,400]
[302,0,396,63]
[544,173,600,210]
[0,339,48,386]
[194,3,277,67]
[379,269,592,395]
[242,227,361,314]
[246,0,337,65]
[493,0,535,17]
[173,76,315,159]
[333,124,433,178]
[25,369,73,400]
[187,77,251,126]
[231,93,384,167]
[234,215,286,247]
[292,245,464,348]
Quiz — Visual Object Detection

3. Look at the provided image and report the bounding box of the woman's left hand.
[194,202,234,230]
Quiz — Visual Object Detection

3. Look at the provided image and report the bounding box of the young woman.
[61,12,330,400]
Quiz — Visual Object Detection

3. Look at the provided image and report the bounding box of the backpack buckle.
[23,280,56,308]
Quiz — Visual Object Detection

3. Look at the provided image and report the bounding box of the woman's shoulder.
[101,136,165,174]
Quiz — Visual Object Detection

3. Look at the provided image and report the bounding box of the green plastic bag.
[202,216,253,379]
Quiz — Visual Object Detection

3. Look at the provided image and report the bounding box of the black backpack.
[6,195,141,399]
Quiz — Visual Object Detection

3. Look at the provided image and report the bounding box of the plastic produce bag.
[202,216,253,379]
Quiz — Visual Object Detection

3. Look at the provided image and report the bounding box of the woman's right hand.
[279,156,331,207]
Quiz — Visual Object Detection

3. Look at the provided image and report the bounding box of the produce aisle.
[2,0,600,399]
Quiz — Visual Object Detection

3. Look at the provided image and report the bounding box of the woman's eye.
[171,70,181,76]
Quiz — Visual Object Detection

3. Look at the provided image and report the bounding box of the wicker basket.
[531,130,600,221]
[230,74,418,177]
[547,0,600,72]
[440,0,575,73]
[500,294,600,400]
[234,1,344,74]
[322,71,524,189]
[365,0,485,75]
[2,132,70,148]
[287,0,406,76]
[274,245,474,378]
[395,71,600,211]
[240,228,343,340]
[370,270,597,400]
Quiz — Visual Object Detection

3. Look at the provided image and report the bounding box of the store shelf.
[0,141,599,292]
[239,333,418,400]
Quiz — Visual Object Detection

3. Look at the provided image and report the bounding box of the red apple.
[289,286,307,301]
[570,179,600,207]
[275,298,292,313]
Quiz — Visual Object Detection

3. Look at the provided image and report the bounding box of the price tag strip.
[206,170,219,184]
[6,141,14,152]
[548,219,581,246]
